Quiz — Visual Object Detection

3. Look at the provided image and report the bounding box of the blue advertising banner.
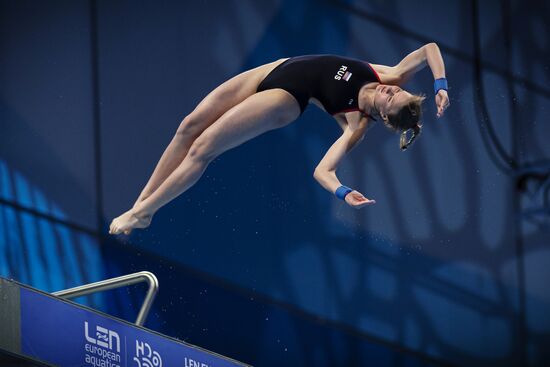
[20,288,249,367]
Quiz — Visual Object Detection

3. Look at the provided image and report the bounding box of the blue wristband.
[335,185,353,200]
[434,78,448,94]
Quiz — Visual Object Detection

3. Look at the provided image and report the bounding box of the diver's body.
[109,43,450,235]
[257,54,382,116]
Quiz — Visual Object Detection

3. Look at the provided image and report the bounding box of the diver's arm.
[313,122,375,208]
[371,43,444,83]
[373,43,450,117]
[392,42,446,83]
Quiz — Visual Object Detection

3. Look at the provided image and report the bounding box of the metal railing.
[52,271,159,326]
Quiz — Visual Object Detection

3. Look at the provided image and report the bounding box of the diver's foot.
[109,209,152,235]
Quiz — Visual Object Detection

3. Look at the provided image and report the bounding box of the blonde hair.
[383,94,425,151]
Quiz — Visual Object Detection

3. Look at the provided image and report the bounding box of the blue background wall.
[1,0,549,366]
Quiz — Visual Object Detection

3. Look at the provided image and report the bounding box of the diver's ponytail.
[384,93,425,151]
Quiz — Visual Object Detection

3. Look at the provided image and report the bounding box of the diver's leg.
[110,88,300,234]
[133,59,288,206]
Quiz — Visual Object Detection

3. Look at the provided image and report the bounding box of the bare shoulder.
[369,63,401,85]
[343,111,373,131]
[333,113,348,131]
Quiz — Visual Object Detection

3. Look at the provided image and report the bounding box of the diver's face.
[375,84,412,119]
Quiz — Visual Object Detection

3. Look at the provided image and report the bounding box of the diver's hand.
[345,190,376,209]
[435,89,450,118]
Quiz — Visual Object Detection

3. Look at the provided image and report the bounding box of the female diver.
[109,42,449,235]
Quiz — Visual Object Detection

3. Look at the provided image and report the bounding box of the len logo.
[84,321,121,353]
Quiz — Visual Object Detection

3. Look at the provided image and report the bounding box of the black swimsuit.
[256,54,381,115]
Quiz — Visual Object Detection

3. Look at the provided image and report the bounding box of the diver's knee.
[176,114,202,139]
[187,134,217,163]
